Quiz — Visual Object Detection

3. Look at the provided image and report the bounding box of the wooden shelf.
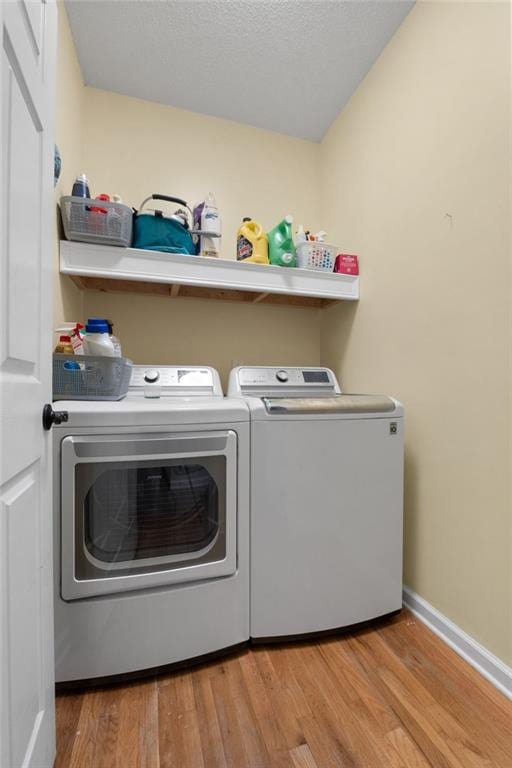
[60,241,359,309]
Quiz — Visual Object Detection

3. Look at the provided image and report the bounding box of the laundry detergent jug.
[267,215,296,267]
[237,218,269,264]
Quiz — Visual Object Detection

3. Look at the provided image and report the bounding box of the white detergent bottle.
[200,192,221,257]
[106,319,122,356]
[83,318,116,356]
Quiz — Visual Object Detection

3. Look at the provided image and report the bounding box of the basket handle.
[139,194,189,211]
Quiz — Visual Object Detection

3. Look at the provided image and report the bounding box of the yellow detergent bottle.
[237,217,269,264]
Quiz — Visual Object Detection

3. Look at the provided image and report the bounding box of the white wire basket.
[53,355,133,401]
[296,242,337,271]
[60,196,133,247]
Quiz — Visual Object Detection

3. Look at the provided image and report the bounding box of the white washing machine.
[228,366,404,639]
[53,366,249,683]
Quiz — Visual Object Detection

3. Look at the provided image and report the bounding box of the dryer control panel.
[129,366,223,397]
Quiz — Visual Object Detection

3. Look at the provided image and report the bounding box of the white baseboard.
[402,586,512,701]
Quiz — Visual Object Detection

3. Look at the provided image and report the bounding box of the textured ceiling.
[65,0,414,142]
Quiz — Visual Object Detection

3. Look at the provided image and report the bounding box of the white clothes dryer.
[228,366,404,640]
[53,366,249,683]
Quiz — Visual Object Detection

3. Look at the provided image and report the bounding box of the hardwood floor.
[55,611,512,768]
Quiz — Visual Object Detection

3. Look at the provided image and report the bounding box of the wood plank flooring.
[55,611,512,768]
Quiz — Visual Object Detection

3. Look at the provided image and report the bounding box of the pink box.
[334,253,359,275]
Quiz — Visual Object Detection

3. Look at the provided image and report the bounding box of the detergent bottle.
[196,193,221,258]
[237,218,269,264]
[267,215,296,267]
[83,318,117,356]
[106,319,123,357]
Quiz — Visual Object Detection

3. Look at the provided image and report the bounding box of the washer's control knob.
[276,370,288,383]
[144,369,160,383]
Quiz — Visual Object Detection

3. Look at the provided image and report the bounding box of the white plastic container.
[106,320,122,357]
[200,192,221,258]
[296,224,306,245]
[84,334,116,356]
[296,242,338,272]
[83,318,117,356]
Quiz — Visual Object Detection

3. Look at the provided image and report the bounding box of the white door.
[1,1,57,766]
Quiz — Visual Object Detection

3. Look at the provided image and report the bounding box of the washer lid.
[262,394,397,415]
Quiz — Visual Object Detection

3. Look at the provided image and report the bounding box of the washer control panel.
[129,366,222,396]
[231,367,341,396]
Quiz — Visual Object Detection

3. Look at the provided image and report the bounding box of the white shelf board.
[60,241,359,303]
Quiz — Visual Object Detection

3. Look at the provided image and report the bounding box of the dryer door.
[60,431,237,599]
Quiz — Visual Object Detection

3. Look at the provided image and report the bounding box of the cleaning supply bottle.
[267,215,296,267]
[83,318,117,356]
[70,323,85,355]
[296,224,306,245]
[237,218,269,264]
[55,323,84,354]
[109,195,124,237]
[71,174,90,198]
[106,319,122,357]
[70,174,91,227]
[54,335,74,354]
[199,192,221,258]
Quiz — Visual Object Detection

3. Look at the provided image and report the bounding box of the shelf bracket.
[170,284,181,298]
[253,292,269,304]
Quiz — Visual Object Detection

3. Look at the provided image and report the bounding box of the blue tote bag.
[132,194,195,254]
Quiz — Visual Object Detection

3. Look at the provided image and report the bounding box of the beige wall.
[320,1,511,664]
[55,1,511,665]
[83,291,320,388]
[54,2,84,327]
[54,57,322,375]
[81,87,321,260]
[79,87,322,380]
